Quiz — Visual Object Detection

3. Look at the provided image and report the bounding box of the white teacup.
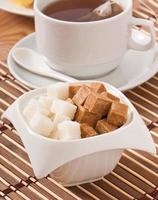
[34,0,156,78]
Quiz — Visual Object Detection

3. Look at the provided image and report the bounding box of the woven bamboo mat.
[0,1,158,199]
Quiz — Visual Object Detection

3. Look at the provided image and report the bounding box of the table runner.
[0,1,158,199]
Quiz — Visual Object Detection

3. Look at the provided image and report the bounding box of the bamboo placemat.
[0,1,158,199]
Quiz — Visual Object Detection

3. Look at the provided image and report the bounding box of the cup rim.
[34,0,132,25]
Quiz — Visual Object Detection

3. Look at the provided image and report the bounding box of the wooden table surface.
[0,11,34,63]
[0,2,158,200]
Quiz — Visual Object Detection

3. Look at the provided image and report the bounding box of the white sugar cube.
[47,83,69,100]
[39,107,50,116]
[38,96,54,110]
[23,98,51,123]
[30,113,54,137]
[53,114,70,130]
[57,121,81,140]
[23,99,38,122]
[51,99,77,120]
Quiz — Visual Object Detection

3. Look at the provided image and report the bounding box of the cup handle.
[128,17,156,51]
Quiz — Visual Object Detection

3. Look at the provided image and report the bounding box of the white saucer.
[7,29,158,91]
[0,0,34,17]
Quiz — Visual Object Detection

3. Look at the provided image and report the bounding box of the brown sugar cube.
[80,123,98,138]
[100,92,110,101]
[100,92,120,102]
[66,98,74,104]
[75,106,101,127]
[69,85,81,98]
[107,92,120,102]
[84,93,111,116]
[107,102,128,127]
[90,82,106,93]
[96,119,117,134]
[99,92,113,115]
[72,85,91,106]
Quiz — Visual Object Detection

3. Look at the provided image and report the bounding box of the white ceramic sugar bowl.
[3,81,156,186]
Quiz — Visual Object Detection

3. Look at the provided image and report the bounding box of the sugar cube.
[23,99,39,122]
[47,83,69,100]
[30,113,54,137]
[69,84,81,98]
[107,92,120,102]
[75,106,101,127]
[107,102,128,126]
[84,93,110,116]
[57,121,81,140]
[96,119,117,134]
[51,99,77,120]
[53,114,70,130]
[72,85,91,106]
[23,98,51,123]
[66,98,74,104]
[38,96,54,110]
[100,92,120,102]
[90,82,106,93]
[80,123,98,138]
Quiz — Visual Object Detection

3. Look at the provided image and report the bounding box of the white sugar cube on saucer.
[57,121,81,140]
[38,96,54,110]
[53,114,70,130]
[51,99,77,120]
[30,112,54,137]
[47,83,69,100]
